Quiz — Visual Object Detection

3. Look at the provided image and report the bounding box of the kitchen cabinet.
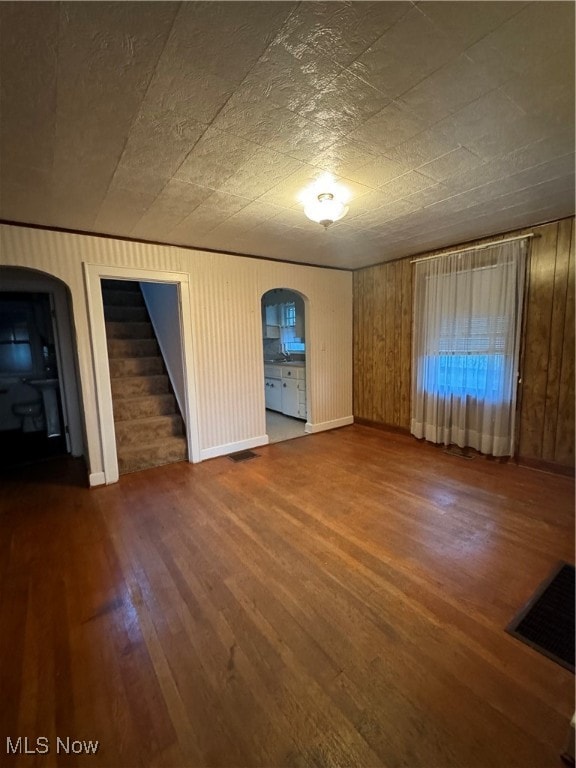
[264,363,306,419]
[265,305,279,325]
[263,325,280,339]
[297,388,307,419]
[281,366,306,419]
[262,305,280,339]
[264,364,282,412]
[281,378,299,417]
[264,377,282,411]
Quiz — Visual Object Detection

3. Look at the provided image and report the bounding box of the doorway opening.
[84,263,199,485]
[0,269,83,470]
[100,278,188,475]
[262,288,308,444]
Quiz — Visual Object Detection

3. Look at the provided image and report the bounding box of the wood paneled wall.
[353,258,412,429]
[353,217,575,472]
[518,218,574,469]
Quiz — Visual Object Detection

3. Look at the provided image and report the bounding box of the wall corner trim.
[89,472,106,487]
[305,416,354,433]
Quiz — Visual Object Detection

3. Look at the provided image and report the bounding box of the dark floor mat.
[507,562,575,672]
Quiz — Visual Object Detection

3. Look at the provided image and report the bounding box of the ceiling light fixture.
[304,192,349,229]
[300,173,350,230]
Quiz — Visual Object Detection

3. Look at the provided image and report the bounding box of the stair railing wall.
[140,281,187,426]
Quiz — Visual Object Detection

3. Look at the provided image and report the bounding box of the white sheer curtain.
[411,239,527,456]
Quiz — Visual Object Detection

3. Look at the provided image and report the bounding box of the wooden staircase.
[102,280,188,474]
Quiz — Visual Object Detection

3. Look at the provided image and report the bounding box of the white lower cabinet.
[265,364,306,419]
[264,377,282,411]
[281,366,306,419]
[281,378,299,417]
[297,386,307,419]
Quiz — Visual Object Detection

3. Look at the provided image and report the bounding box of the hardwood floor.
[0,425,574,768]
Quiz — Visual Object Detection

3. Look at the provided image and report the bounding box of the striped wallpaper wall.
[0,224,353,482]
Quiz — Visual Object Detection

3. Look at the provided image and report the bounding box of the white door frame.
[84,263,200,485]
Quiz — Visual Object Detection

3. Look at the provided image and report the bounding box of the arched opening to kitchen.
[261,288,309,444]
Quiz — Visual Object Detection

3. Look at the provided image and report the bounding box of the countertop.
[264,360,306,367]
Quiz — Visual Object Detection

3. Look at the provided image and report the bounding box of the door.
[265,377,282,411]
[281,378,299,417]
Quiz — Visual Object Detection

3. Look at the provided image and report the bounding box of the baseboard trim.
[516,456,575,477]
[89,471,106,487]
[353,421,575,477]
[305,415,354,433]
[200,435,269,461]
[354,418,411,436]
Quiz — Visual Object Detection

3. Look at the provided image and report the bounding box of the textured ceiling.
[0,1,574,270]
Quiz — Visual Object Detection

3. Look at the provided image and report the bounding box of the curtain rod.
[410,233,536,264]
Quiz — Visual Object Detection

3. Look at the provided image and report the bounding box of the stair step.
[105,321,154,340]
[109,356,165,378]
[102,289,144,307]
[113,393,176,421]
[117,435,188,474]
[107,338,159,359]
[111,374,170,399]
[104,305,148,322]
[114,413,184,446]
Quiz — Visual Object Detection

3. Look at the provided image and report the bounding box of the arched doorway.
[0,267,84,468]
[262,288,309,444]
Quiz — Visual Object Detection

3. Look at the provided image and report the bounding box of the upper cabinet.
[265,305,279,326]
[262,304,280,338]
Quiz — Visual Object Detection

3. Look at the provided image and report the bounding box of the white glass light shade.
[304,192,348,228]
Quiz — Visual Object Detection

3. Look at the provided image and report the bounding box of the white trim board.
[200,435,269,462]
[305,416,354,433]
[89,472,106,488]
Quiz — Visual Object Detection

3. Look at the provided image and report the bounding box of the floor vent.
[228,450,259,463]
[444,445,475,460]
[507,562,575,672]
